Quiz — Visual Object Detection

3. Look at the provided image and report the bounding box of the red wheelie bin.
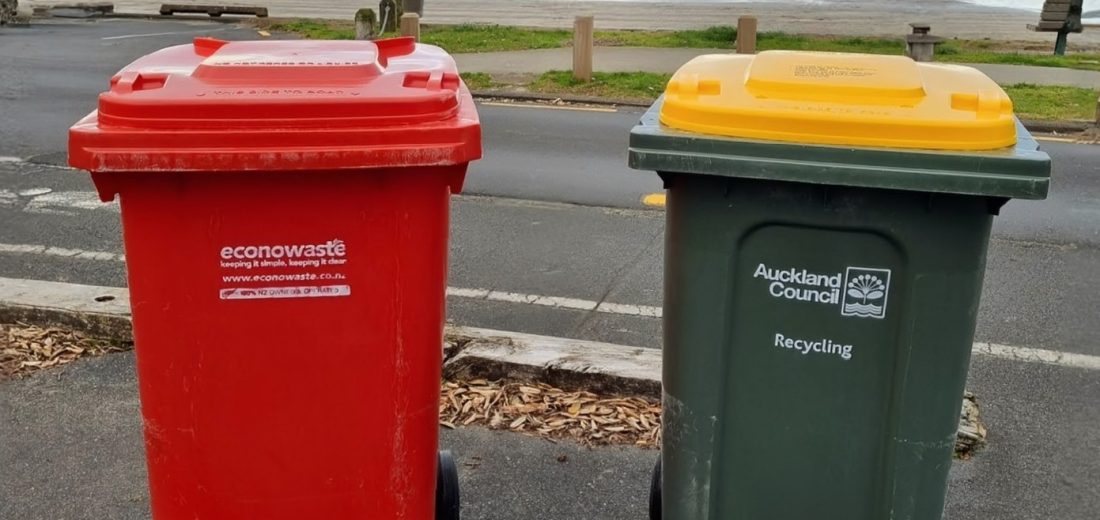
[69,37,481,519]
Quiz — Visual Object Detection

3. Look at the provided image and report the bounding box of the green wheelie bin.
[629,51,1051,520]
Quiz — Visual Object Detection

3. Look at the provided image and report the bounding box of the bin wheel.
[436,450,460,520]
[649,455,661,520]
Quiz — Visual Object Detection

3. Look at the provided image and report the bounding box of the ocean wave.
[843,303,883,316]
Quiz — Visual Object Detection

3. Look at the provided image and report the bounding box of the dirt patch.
[0,323,130,379]
[1076,125,1100,144]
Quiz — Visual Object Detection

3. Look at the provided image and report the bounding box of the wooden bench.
[1027,0,1084,55]
[159,4,268,18]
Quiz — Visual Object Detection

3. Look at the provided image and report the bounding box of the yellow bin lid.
[659,51,1017,151]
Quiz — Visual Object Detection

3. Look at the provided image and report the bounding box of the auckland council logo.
[841,267,891,319]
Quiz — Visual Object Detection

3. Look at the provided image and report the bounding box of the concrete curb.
[445,327,660,397]
[1019,119,1094,134]
[0,277,660,395]
[0,278,131,341]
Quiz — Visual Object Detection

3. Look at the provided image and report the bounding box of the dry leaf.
[437,378,662,448]
[1,323,130,379]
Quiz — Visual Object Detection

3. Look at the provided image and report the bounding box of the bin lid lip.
[659,51,1018,152]
[68,37,482,173]
[630,99,1051,200]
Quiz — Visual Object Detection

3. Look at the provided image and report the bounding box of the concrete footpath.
[455,47,1100,89]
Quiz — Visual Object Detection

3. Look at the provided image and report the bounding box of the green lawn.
[528,71,671,100]
[268,20,1100,71]
[522,72,1097,121]
[459,72,497,91]
[268,20,572,53]
[1002,84,1100,121]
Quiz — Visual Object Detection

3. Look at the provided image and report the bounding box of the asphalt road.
[1,17,1099,520]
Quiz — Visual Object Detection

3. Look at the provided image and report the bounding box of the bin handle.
[111,71,169,94]
[193,37,229,58]
[373,36,416,66]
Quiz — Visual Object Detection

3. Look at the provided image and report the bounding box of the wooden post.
[573,15,594,82]
[401,0,423,16]
[400,13,420,40]
[737,16,757,54]
[1095,93,1100,126]
[1054,30,1069,56]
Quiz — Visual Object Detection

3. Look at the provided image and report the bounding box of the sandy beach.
[36,0,1100,45]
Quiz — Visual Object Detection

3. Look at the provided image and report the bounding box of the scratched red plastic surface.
[68,37,481,519]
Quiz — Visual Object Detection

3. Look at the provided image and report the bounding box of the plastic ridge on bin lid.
[659,51,1017,151]
[69,37,482,173]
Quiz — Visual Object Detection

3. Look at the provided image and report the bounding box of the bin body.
[69,37,480,519]
[629,52,1050,520]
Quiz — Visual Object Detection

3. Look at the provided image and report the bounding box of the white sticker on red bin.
[217,238,351,300]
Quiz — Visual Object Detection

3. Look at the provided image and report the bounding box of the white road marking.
[23,191,116,215]
[1,246,1097,371]
[485,290,611,312]
[0,243,46,255]
[973,342,1100,371]
[0,156,23,163]
[17,188,52,197]
[0,189,115,215]
[0,243,125,262]
[101,28,230,41]
[445,287,490,299]
[595,301,663,318]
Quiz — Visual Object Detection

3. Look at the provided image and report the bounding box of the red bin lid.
[69,37,481,172]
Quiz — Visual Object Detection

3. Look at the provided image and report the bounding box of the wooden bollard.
[737,16,757,54]
[1095,93,1100,126]
[400,12,420,40]
[573,15,594,82]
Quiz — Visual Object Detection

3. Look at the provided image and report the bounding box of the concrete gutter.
[0,277,660,396]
